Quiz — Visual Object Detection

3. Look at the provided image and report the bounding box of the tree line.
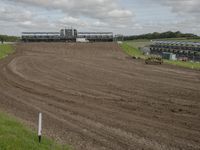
[0,35,19,43]
[1,31,199,42]
[124,31,200,41]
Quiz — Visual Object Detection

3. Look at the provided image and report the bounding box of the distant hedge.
[124,31,200,41]
[0,35,20,42]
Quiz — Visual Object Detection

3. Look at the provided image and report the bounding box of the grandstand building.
[21,28,113,42]
[150,40,200,62]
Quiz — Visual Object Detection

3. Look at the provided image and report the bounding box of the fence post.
[38,113,42,143]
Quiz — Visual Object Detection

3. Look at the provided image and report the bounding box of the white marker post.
[38,113,42,143]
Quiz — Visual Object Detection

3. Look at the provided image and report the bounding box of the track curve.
[0,43,200,150]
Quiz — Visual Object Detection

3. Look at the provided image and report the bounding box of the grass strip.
[0,112,71,150]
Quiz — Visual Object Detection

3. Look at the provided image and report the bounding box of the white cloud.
[0,5,33,23]
[93,21,108,27]
[59,16,89,27]
[0,0,200,35]
[0,0,134,34]
[5,0,134,23]
[153,0,200,16]
[21,21,33,26]
[108,9,133,18]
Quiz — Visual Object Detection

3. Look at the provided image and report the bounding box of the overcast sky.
[0,0,200,36]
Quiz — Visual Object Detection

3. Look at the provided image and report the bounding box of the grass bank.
[121,41,200,70]
[125,40,151,49]
[0,44,14,59]
[0,112,70,150]
[120,43,144,58]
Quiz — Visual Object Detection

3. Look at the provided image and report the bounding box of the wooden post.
[38,113,42,143]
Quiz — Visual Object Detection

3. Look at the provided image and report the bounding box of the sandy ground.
[0,42,200,150]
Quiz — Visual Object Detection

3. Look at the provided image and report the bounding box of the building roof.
[152,40,200,46]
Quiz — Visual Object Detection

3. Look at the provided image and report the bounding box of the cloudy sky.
[0,0,200,35]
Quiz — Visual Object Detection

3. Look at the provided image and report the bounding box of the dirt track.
[0,43,200,150]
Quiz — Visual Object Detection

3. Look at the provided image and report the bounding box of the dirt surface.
[0,42,200,150]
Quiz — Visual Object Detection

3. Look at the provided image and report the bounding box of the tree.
[0,35,19,42]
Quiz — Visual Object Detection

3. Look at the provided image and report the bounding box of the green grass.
[125,40,151,49]
[0,112,71,150]
[164,60,200,70]
[0,44,14,59]
[120,43,144,58]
